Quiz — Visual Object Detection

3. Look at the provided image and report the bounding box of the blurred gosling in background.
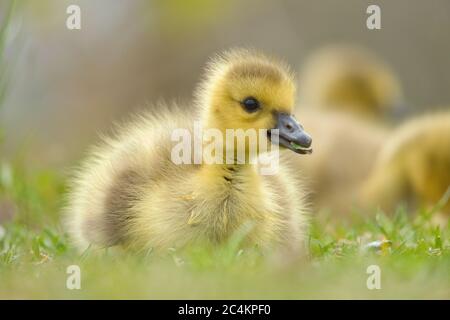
[363,111,450,222]
[292,45,404,215]
[295,46,449,223]
[298,45,404,122]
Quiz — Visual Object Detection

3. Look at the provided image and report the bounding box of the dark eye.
[241,97,260,113]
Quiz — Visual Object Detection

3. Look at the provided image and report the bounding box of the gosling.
[298,45,404,121]
[291,45,404,215]
[64,49,312,254]
[290,111,388,215]
[362,111,450,218]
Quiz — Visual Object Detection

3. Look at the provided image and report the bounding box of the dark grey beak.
[268,112,312,154]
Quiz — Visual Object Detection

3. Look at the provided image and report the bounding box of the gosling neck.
[199,111,260,167]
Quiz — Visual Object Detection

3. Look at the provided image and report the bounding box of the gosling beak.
[268,112,312,154]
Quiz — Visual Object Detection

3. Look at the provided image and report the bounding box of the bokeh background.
[1,0,450,168]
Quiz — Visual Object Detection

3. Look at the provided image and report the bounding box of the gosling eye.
[241,97,261,113]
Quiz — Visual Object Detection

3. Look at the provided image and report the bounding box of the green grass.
[0,161,448,299]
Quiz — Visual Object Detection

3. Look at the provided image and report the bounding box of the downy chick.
[291,111,388,215]
[292,45,404,215]
[298,45,404,121]
[362,111,450,219]
[64,49,313,254]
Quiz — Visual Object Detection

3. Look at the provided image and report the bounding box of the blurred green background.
[0,0,449,299]
[1,0,450,168]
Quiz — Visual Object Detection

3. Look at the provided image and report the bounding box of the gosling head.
[197,48,312,155]
[299,45,404,120]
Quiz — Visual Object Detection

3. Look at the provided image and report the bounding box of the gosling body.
[292,45,404,215]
